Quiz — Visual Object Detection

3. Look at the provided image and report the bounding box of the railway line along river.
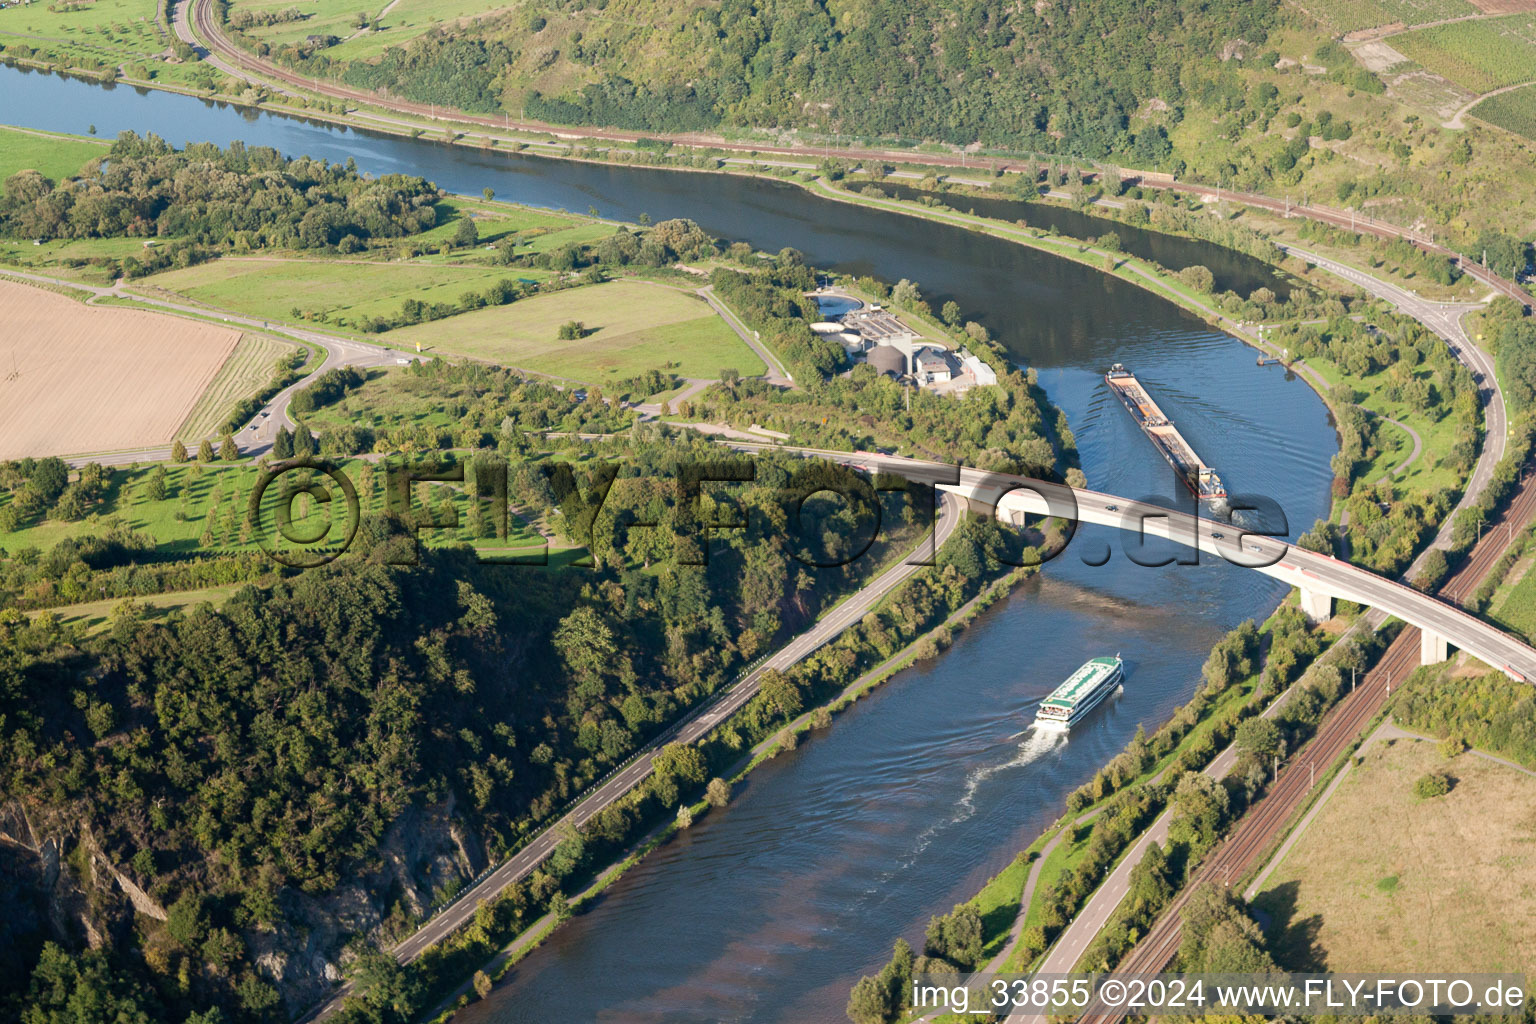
[0,65,1337,1023]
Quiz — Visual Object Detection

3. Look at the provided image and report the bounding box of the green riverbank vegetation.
[845,607,1366,1022]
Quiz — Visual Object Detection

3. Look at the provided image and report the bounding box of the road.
[1009,432,1536,1024]
[1143,176,1532,310]
[1062,461,1536,1024]
[1279,244,1507,515]
[13,269,780,466]
[297,490,962,1020]
[2,268,403,465]
[805,182,1509,538]
[1001,613,1339,1024]
[1004,459,1536,1024]
[697,284,792,384]
[168,0,1533,317]
[727,443,1536,679]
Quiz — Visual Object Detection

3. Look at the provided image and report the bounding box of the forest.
[269,0,1280,162]
[0,396,1058,1023]
[0,132,440,251]
[0,123,1061,1024]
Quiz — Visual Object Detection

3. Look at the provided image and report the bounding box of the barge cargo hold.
[1105,363,1227,501]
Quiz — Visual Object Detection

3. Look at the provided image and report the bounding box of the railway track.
[178,1,1533,312]
[1079,462,1536,1024]
[1439,467,1536,605]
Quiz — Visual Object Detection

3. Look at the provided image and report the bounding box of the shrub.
[705,778,730,808]
[1413,770,1451,799]
[1178,265,1215,292]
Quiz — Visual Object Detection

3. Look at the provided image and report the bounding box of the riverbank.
[0,69,1342,1024]
[425,565,1035,1023]
[848,606,1326,1024]
[0,68,1435,385]
[10,25,1529,312]
[804,178,1297,358]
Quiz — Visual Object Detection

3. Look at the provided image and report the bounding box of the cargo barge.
[1035,656,1124,730]
[1105,364,1227,501]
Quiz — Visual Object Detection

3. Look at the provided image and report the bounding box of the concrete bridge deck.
[728,443,1536,681]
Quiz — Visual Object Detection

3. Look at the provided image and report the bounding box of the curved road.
[171,0,1532,314]
[1278,243,1508,542]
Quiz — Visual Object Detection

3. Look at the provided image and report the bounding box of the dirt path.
[983,829,1066,977]
[1378,412,1425,479]
[696,284,792,383]
[1446,78,1536,128]
[1244,715,1536,898]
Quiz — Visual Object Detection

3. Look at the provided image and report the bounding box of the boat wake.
[958,726,1070,811]
[893,724,1068,871]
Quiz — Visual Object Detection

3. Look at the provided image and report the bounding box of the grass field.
[327,0,509,59]
[176,332,300,442]
[0,236,165,285]
[1392,14,1536,92]
[222,0,509,59]
[0,459,540,561]
[0,0,213,87]
[1253,734,1536,972]
[1300,0,1477,33]
[1490,554,1536,641]
[223,0,513,58]
[0,124,108,183]
[134,200,616,331]
[38,583,248,632]
[0,279,240,458]
[142,258,551,330]
[1471,82,1536,139]
[389,279,766,381]
[1297,356,1462,495]
[410,197,587,247]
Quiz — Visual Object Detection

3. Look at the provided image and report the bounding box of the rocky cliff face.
[2,794,487,1016]
[0,803,132,960]
[258,794,487,1014]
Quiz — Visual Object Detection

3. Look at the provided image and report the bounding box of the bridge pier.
[1298,585,1333,624]
[1420,628,1450,666]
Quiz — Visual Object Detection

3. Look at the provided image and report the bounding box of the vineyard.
[1393,14,1536,92]
[1307,0,1476,33]
[1471,82,1536,139]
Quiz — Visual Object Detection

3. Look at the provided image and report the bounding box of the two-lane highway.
[1278,243,1507,518]
[301,490,961,1019]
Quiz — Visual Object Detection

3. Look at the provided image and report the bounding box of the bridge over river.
[728,443,1536,681]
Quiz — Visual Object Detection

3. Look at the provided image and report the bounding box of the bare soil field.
[1468,0,1536,14]
[0,281,240,458]
[1351,40,1411,71]
[176,332,298,442]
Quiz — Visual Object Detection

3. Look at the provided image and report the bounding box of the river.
[0,65,1337,1024]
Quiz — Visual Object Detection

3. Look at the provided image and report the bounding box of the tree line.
[0,132,441,252]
